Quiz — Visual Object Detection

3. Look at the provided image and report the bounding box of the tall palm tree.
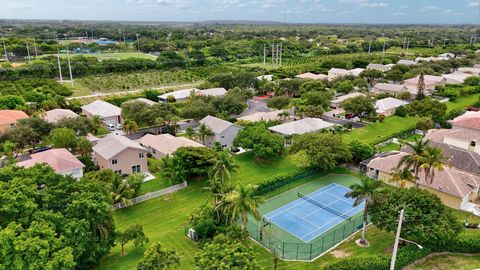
[111,176,134,205]
[123,119,138,134]
[197,123,213,145]
[221,184,263,230]
[398,136,430,187]
[91,115,103,132]
[419,146,448,184]
[209,150,238,182]
[346,176,381,245]
[389,168,414,188]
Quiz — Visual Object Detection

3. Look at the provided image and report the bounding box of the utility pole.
[263,44,266,67]
[2,39,8,62]
[25,42,32,63]
[389,208,404,270]
[33,38,38,58]
[443,36,447,47]
[402,37,406,51]
[368,40,371,53]
[474,34,477,44]
[406,38,410,53]
[56,45,63,83]
[276,43,279,66]
[279,43,282,67]
[431,35,435,47]
[66,44,74,86]
[136,34,140,52]
[271,44,275,66]
[382,40,386,54]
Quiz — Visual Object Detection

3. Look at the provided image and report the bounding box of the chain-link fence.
[247,214,365,261]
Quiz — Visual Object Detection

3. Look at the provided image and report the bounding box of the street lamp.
[389,208,423,270]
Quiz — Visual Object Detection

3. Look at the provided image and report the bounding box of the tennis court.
[246,174,367,260]
[264,183,364,242]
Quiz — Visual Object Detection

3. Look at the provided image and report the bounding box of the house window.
[471,141,476,147]
[114,170,122,175]
[139,153,145,158]
[112,159,118,165]
[132,165,141,173]
[152,149,156,154]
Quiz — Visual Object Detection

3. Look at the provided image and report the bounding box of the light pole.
[389,208,423,270]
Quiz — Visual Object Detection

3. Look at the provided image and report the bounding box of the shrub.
[395,105,407,117]
[267,96,291,109]
[255,169,316,195]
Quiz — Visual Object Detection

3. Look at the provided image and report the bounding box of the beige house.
[442,73,471,85]
[124,98,157,106]
[158,88,227,103]
[403,75,446,91]
[451,111,480,131]
[236,110,292,123]
[138,133,203,159]
[268,118,335,136]
[0,110,29,133]
[457,67,480,76]
[426,129,480,154]
[43,109,79,123]
[81,100,122,125]
[366,63,393,72]
[330,92,366,109]
[17,148,85,179]
[375,97,409,116]
[295,72,328,80]
[362,151,480,213]
[93,134,148,175]
[370,83,409,97]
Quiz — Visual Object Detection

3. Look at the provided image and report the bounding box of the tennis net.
[298,192,351,220]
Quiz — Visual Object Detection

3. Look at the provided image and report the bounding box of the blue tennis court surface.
[264,183,365,242]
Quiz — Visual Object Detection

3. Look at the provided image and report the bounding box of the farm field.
[43,52,157,60]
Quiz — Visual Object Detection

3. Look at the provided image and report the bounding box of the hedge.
[322,230,479,270]
[254,169,317,195]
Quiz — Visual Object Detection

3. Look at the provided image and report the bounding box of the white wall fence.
[112,181,188,211]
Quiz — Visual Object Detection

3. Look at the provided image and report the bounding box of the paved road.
[66,82,201,100]
[320,115,365,128]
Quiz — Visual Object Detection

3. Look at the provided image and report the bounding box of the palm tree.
[154,117,165,134]
[398,136,430,187]
[123,120,138,134]
[220,184,263,230]
[346,176,381,246]
[75,137,92,158]
[91,115,103,133]
[389,168,414,188]
[209,150,238,182]
[419,146,448,184]
[111,176,134,205]
[197,123,213,145]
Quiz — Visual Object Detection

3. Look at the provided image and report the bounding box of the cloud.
[468,1,479,7]
[360,2,387,7]
[393,12,406,16]
[337,0,387,8]
[420,5,440,11]
[398,5,408,9]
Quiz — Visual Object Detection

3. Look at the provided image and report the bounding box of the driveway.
[240,99,271,116]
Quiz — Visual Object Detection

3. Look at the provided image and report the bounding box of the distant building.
[81,100,122,125]
[426,129,480,154]
[442,73,471,85]
[124,98,157,106]
[17,148,85,179]
[451,111,480,131]
[457,67,480,76]
[93,134,148,175]
[370,83,409,97]
[375,97,409,116]
[237,109,292,123]
[295,72,328,80]
[138,133,204,159]
[199,115,244,148]
[403,75,446,91]
[397,59,418,66]
[43,109,79,124]
[366,63,393,72]
[158,88,227,103]
[268,118,335,136]
[0,110,29,133]
[257,75,273,81]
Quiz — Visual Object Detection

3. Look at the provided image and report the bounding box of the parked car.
[115,123,123,130]
[106,124,116,131]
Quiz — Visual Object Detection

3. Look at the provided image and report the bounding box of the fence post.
[321,237,325,253]
[282,242,285,259]
[333,230,336,245]
[310,244,313,260]
[342,223,346,238]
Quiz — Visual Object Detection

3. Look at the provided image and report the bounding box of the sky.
[1,0,480,24]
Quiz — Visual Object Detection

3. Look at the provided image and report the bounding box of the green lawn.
[405,253,480,270]
[140,175,172,194]
[445,93,480,112]
[342,116,418,145]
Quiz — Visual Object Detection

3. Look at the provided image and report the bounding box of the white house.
[43,109,79,123]
[268,118,335,136]
[370,83,409,97]
[327,68,350,80]
[296,72,328,80]
[457,67,480,76]
[366,63,393,72]
[397,59,418,66]
[442,73,471,85]
[158,89,198,103]
[237,109,292,122]
[375,97,409,116]
[17,148,85,179]
[125,98,157,106]
[403,75,446,91]
[426,129,480,155]
[330,92,366,109]
[199,115,244,148]
[198,88,227,97]
[81,100,122,125]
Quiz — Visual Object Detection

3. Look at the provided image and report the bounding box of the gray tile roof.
[93,134,146,160]
[199,115,243,134]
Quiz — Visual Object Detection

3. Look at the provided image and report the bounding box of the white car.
[106,124,116,131]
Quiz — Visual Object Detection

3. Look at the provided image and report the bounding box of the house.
[457,67,480,76]
[438,53,455,58]
[257,75,273,81]
[442,73,471,85]
[198,88,227,97]
[330,92,366,109]
[0,110,29,133]
[328,68,350,80]
[199,115,244,148]
[296,72,328,80]
[375,97,409,116]
[370,83,409,96]
[17,148,85,179]
[451,111,480,131]
[124,98,157,106]
[81,100,122,125]
[403,75,446,91]
[426,129,480,154]
[366,63,392,72]
[397,59,418,66]
[138,133,204,159]
[158,88,198,103]
[236,109,292,123]
[362,151,480,213]
[93,134,148,175]
[43,109,79,123]
[350,68,365,77]
[268,118,335,136]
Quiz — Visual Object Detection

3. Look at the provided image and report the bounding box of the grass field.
[343,116,418,145]
[405,253,480,270]
[445,93,480,112]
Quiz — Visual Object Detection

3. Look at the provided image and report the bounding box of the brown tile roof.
[0,110,28,125]
[451,111,480,130]
[17,148,84,173]
[425,128,480,143]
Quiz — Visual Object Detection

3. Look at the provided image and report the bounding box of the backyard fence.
[112,181,187,211]
[247,214,366,261]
